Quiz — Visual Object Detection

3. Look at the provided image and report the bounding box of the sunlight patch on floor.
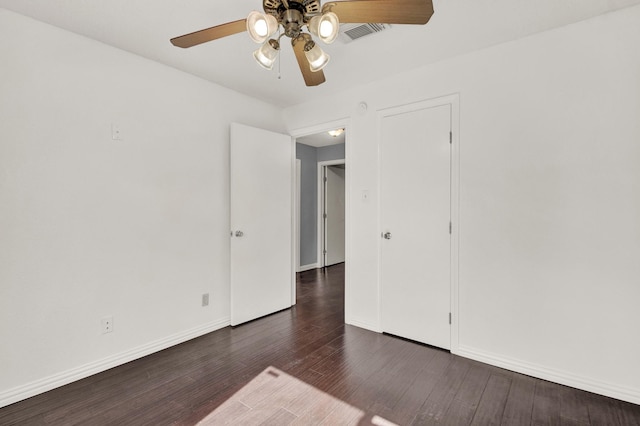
[197,366,397,425]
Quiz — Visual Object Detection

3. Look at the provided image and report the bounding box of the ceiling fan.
[170,0,434,87]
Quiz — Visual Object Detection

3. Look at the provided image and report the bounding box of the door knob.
[383,232,392,240]
[235,230,244,237]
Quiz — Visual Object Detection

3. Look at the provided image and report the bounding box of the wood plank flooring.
[1,263,639,425]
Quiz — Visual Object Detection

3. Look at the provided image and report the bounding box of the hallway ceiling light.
[328,128,344,137]
[170,0,434,87]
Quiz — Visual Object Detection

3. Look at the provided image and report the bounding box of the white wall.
[0,9,284,406]
[284,6,640,403]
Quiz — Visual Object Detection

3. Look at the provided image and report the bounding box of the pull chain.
[277,29,282,80]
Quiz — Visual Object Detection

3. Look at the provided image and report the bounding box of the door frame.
[291,118,351,321]
[317,159,346,268]
[295,159,302,275]
[376,93,460,352]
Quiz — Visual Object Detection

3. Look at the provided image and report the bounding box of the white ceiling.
[297,129,346,147]
[1,0,638,107]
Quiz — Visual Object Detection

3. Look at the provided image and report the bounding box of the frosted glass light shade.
[246,11,278,43]
[304,42,330,72]
[253,40,280,70]
[308,12,339,44]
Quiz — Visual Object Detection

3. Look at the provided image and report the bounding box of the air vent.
[338,23,391,43]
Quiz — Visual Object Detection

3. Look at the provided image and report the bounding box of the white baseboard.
[346,317,382,333]
[455,345,640,405]
[0,317,230,408]
[297,263,320,272]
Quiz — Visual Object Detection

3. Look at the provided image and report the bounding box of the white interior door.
[325,165,345,266]
[380,103,451,349]
[230,123,292,326]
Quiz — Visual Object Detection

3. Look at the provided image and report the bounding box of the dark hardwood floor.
[2,263,639,425]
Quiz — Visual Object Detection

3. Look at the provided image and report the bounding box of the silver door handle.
[383,232,392,240]
[235,230,244,237]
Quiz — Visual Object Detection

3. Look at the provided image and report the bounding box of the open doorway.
[295,129,346,272]
[319,161,345,267]
[294,126,347,317]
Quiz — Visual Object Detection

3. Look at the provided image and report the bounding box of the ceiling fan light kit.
[301,35,331,72]
[246,11,279,43]
[253,39,281,70]
[170,0,434,86]
[308,11,340,44]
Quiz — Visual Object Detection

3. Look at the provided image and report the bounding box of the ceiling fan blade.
[292,36,326,87]
[322,0,433,25]
[171,19,247,48]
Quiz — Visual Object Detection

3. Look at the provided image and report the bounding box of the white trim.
[346,317,382,333]
[295,159,301,275]
[317,164,323,267]
[290,119,349,140]
[0,318,230,408]
[455,345,640,405]
[449,95,461,353]
[375,109,384,333]
[291,118,352,323]
[317,159,346,268]
[291,142,297,306]
[298,262,320,272]
[376,93,461,349]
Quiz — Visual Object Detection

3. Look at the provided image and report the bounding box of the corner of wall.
[0,318,230,408]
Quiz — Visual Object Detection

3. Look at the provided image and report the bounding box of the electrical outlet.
[202,293,209,307]
[101,316,114,334]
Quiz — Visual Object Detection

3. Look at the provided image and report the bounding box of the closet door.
[380,102,451,349]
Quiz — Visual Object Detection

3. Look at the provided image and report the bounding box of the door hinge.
[449,312,452,324]
[449,131,452,144]
[323,250,327,254]
[324,177,328,182]
[323,213,327,219]
[449,222,452,234]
